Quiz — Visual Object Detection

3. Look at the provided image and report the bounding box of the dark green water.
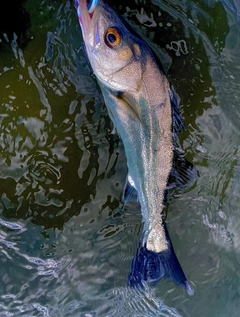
[0,0,240,316]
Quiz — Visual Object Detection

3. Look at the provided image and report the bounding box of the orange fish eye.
[104,27,122,48]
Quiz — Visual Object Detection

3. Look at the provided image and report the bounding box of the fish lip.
[87,0,99,13]
[75,0,98,36]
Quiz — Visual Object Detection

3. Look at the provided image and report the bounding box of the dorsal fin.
[170,85,185,139]
[168,148,199,191]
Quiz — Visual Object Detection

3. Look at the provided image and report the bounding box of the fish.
[74,0,198,295]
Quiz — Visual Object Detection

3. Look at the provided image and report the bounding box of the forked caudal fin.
[128,224,194,295]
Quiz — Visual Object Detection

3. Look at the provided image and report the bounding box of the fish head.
[75,0,146,92]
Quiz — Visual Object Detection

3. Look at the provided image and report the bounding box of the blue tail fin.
[128,225,193,295]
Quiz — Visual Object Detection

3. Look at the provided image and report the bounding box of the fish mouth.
[74,0,99,36]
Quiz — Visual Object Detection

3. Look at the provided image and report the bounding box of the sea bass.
[74,0,197,294]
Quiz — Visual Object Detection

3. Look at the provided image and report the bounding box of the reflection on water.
[0,0,240,316]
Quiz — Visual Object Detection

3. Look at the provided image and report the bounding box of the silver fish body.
[74,0,197,294]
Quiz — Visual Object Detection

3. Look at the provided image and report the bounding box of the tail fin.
[128,225,193,295]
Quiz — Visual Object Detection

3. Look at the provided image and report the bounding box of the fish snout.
[74,0,99,37]
[74,0,98,17]
[87,0,99,14]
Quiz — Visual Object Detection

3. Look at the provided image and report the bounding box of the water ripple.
[0,0,240,316]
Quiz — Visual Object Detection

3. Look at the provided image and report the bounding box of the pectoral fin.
[116,91,142,122]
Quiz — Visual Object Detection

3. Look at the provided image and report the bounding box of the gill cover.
[74,0,146,91]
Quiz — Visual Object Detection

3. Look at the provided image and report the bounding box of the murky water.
[0,0,240,316]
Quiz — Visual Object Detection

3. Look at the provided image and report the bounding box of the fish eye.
[104,27,122,49]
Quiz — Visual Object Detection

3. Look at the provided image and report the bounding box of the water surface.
[0,0,240,316]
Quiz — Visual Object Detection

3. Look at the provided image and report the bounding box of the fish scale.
[74,0,198,295]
